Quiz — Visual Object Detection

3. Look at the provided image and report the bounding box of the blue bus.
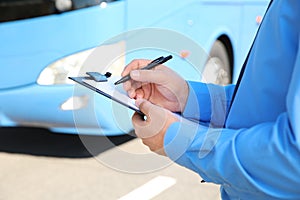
[0,0,269,135]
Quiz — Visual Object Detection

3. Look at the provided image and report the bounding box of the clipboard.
[69,72,143,115]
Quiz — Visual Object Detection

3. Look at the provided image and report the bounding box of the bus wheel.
[202,40,232,85]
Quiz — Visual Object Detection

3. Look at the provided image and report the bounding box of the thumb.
[130,69,167,85]
[133,98,168,139]
[135,98,152,118]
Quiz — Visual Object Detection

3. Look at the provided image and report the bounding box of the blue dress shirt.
[164,0,300,199]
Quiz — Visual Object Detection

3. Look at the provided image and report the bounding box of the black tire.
[202,40,232,85]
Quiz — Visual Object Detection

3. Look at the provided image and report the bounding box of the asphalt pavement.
[0,127,220,200]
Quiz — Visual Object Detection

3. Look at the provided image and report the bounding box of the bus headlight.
[37,48,94,85]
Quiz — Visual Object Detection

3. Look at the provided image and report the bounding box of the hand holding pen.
[120,55,189,113]
[114,55,173,85]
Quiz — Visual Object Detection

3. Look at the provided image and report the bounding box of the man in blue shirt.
[121,0,300,199]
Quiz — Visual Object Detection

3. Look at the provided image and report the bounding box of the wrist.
[178,80,189,112]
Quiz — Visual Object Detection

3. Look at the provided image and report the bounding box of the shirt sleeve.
[183,81,235,125]
[164,43,300,199]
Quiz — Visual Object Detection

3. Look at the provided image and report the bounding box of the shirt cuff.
[164,119,202,162]
[182,81,212,122]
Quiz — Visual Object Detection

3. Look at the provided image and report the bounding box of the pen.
[114,55,173,85]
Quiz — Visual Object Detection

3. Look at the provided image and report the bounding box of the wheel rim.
[202,56,231,85]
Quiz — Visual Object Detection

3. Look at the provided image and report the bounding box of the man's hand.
[122,59,189,112]
[132,99,179,156]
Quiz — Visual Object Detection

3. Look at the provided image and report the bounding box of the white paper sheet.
[83,76,139,111]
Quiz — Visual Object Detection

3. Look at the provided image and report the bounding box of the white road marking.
[118,176,177,200]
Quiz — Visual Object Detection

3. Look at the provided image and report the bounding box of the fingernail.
[136,94,143,99]
[135,98,144,107]
[130,70,140,78]
[128,89,135,98]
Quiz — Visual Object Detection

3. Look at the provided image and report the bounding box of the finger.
[133,99,176,140]
[121,59,152,77]
[123,79,139,98]
[128,88,136,99]
[130,80,143,91]
[136,99,152,118]
[135,88,145,99]
[132,111,147,129]
[122,80,132,91]
[123,80,145,99]
[130,69,168,85]
[123,75,147,92]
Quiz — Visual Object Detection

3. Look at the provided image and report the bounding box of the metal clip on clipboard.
[86,72,112,82]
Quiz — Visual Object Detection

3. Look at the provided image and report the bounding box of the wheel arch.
[217,34,234,77]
